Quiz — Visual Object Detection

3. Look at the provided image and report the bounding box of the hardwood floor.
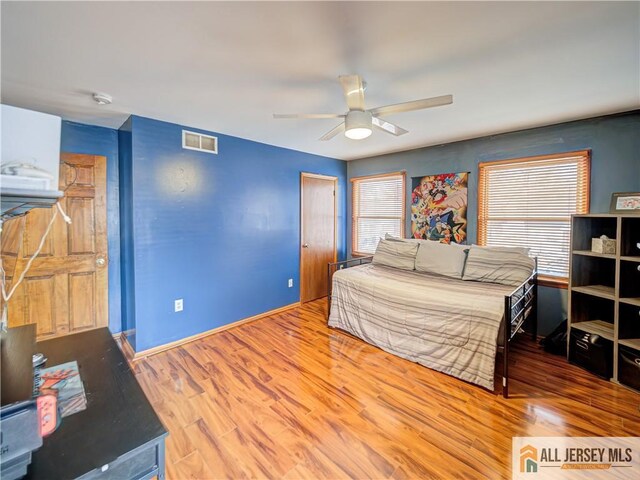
[132,300,640,479]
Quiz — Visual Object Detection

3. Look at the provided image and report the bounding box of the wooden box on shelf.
[591,237,616,254]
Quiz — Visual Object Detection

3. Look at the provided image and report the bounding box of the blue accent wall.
[347,111,640,335]
[60,121,121,333]
[118,118,135,342]
[121,115,346,352]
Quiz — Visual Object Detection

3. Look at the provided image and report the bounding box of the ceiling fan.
[273,75,453,141]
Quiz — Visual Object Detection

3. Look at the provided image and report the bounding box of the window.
[478,151,590,285]
[352,172,405,255]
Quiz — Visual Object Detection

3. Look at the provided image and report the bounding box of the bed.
[327,256,537,397]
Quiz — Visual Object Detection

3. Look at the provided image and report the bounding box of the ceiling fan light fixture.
[344,110,372,140]
[345,127,372,140]
[272,75,453,141]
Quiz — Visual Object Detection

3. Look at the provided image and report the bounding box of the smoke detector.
[92,93,112,105]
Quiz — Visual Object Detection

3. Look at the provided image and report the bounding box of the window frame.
[477,150,591,288]
[351,171,406,256]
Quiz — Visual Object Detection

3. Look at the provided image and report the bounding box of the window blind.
[352,172,405,254]
[478,151,590,280]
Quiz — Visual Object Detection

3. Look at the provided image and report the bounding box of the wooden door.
[300,173,337,303]
[5,154,108,339]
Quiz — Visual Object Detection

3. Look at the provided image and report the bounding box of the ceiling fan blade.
[319,122,345,141]
[372,117,408,136]
[339,75,365,111]
[369,94,453,117]
[273,113,344,119]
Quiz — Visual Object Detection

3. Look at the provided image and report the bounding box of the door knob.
[96,256,106,267]
[303,244,309,248]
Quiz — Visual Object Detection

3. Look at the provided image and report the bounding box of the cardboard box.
[591,238,616,254]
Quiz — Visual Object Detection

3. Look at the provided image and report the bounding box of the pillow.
[385,233,402,240]
[373,238,419,270]
[462,245,535,286]
[414,240,469,278]
[471,244,530,256]
[385,233,415,242]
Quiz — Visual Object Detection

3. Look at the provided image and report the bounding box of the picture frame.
[609,192,640,214]
[410,172,469,244]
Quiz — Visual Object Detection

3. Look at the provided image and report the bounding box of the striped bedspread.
[328,264,516,390]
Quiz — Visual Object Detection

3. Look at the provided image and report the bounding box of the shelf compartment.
[571,285,616,300]
[569,328,613,379]
[571,216,617,252]
[570,254,616,292]
[572,250,616,259]
[571,320,614,341]
[620,260,640,299]
[619,302,640,342]
[570,291,615,340]
[621,217,640,257]
[618,344,640,392]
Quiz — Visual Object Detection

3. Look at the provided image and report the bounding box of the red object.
[37,394,58,437]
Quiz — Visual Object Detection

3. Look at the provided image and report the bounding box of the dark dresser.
[25,328,167,480]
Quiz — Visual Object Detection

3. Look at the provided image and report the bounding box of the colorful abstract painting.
[411,172,468,244]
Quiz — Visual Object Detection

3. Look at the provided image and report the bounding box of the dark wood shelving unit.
[569,214,640,392]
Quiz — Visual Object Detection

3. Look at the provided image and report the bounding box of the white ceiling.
[2,2,639,161]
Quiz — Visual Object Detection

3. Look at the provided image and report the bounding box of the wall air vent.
[182,130,218,154]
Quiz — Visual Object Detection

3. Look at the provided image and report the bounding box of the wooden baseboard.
[126,302,300,361]
[118,332,136,362]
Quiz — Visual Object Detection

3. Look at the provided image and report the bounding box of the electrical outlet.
[288,278,293,288]
[174,299,183,312]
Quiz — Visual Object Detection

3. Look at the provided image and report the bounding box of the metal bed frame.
[327,256,538,398]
